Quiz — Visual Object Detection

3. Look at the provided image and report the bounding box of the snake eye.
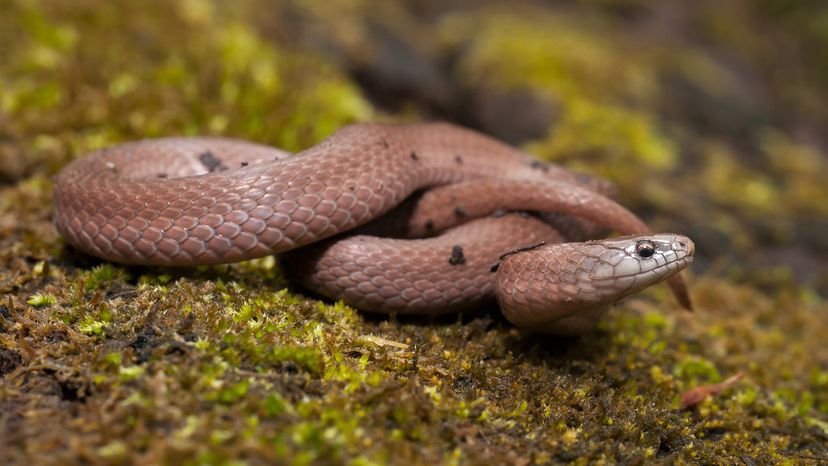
[635,240,655,258]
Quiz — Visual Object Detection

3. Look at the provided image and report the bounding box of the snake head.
[495,233,694,331]
[578,233,696,309]
[583,233,694,301]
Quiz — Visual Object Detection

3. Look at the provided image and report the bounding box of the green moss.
[213,379,251,404]
[81,264,127,291]
[26,292,57,307]
[272,346,324,374]
[673,357,722,384]
[118,365,146,382]
[77,316,107,336]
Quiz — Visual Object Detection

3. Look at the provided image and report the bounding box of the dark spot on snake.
[241,161,249,167]
[454,207,468,217]
[449,245,466,265]
[157,173,168,179]
[491,242,547,272]
[425,219,434,231]
[199,151,228,173]
[273,156,279,161]
[455,155,463,164]
[349,186,355,191]
[530,160,550,173]
[378,138,389,148]
[410,151,419,161]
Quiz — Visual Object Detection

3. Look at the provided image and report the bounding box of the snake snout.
[664,234,695,265]
[647,234,695,259]
[674,235,695,257]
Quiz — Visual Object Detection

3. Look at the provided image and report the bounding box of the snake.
[52,122,694,334]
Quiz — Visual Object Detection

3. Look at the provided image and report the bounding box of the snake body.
[53,123,694,334]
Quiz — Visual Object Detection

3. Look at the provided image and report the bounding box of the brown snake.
[53,123,694,334]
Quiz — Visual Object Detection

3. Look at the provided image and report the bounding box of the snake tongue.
[668,274,693,311]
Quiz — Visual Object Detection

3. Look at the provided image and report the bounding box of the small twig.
[681,372,744,410]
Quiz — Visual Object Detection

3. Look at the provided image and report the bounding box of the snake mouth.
[669,255,694,275]
[654,245,694,275]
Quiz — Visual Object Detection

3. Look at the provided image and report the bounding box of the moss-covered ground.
[1,0,827,464]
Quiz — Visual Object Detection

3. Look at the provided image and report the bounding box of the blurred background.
[2,0,827,295]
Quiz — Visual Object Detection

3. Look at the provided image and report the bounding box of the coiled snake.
[53,123,694,334]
